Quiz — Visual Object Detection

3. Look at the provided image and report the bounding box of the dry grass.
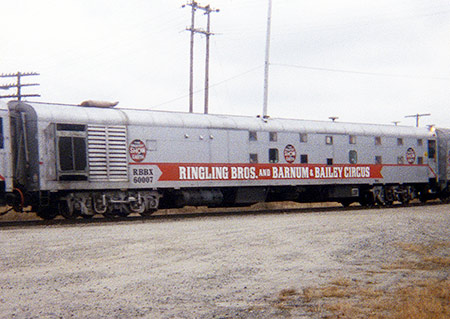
[329,277,352,287]
[271,240,450,318]
[390,279,450,319]
[383,242,450,271]
[315,279,450,319]
[0,206,38,221]
[272,288,301,310]
[278,288,298,299]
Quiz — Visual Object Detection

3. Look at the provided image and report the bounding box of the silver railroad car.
[0,100,447,219]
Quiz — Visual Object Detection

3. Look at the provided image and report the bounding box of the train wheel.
[419,193,428,203]
[339,200,353,207]
[359,192,375,207]
[59,200,79,220]
[103,208,129,218]
[399,195,410,205]
[36,207,58,220]
[398,188,411,205]
[384,187,395,206]
[139,209,157,217]
[103,212,117,219]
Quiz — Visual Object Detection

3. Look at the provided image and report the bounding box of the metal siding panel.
[229,130,250,163]
[209,129,229,163]
[88,125,128,182]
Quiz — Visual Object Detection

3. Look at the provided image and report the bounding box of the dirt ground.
[1,204,449,318]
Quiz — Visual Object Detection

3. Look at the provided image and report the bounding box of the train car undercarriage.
[4,181,442,220]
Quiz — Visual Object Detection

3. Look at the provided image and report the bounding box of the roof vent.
[329,116,339,122]
[80,100,119,108]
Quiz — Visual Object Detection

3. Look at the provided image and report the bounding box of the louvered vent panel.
[88,125,128,182]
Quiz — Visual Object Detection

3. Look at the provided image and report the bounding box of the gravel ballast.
[1,204,449,318]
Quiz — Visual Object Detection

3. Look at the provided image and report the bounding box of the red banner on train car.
[129,163,383,183]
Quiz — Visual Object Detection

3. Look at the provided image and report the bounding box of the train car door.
[427,138,438,180]
[0,103,12,202]
[436,129,450,185]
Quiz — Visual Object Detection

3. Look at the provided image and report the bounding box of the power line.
[152,65,263,109]
[0,72,40,100]
[272,63,450,81]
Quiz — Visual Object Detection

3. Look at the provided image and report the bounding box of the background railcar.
[0,100,447,219]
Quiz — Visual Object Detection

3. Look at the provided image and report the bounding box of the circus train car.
[0,100,448,219]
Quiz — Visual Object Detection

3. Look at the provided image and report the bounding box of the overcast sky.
[1,0,449,127]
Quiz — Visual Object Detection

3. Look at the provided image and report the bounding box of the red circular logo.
[129,139,147,162]
[406,148,416,164]
[284,144,297,163]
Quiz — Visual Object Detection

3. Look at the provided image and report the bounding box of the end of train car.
[0,101,13,208]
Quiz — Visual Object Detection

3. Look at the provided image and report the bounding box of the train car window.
[269,132,277,142]
[299,133,308,143]
[0,118,3,149]
[397,156,405,164]
[428,140,436,159]
[56,123,86,131]
[146,139,157,151]
[269,148,279,163]
[325,136,333,145]
[249,131,257,141]
[327,158,333,165]
[73,138,87,170]
[300,154,308,164]
[375,156,382,164]
[397,138,403,146]
[349,150,357,164]
[418,157,423,164]
[55,123,88,180]
[375,136,382,145]
[349,135,356,144]
[58,137,75,171]
[58,137,87,172]
[249,153,258,163]
[417,139,423,146]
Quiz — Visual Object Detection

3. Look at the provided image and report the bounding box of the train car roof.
[0,100,8,110]
[9,101,435,138]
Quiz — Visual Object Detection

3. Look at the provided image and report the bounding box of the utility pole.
[405,113,431,127]
[202,5,219,114]
[0,72,40,100]
[183,1,198,113]
[262,0,272,119]
[183,1,219,114]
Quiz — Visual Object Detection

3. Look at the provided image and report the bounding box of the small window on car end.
[249,153,258,163]
[269,148,279,163]
[269,132,277,142]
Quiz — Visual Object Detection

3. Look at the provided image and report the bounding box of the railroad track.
[0,201,445,229]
